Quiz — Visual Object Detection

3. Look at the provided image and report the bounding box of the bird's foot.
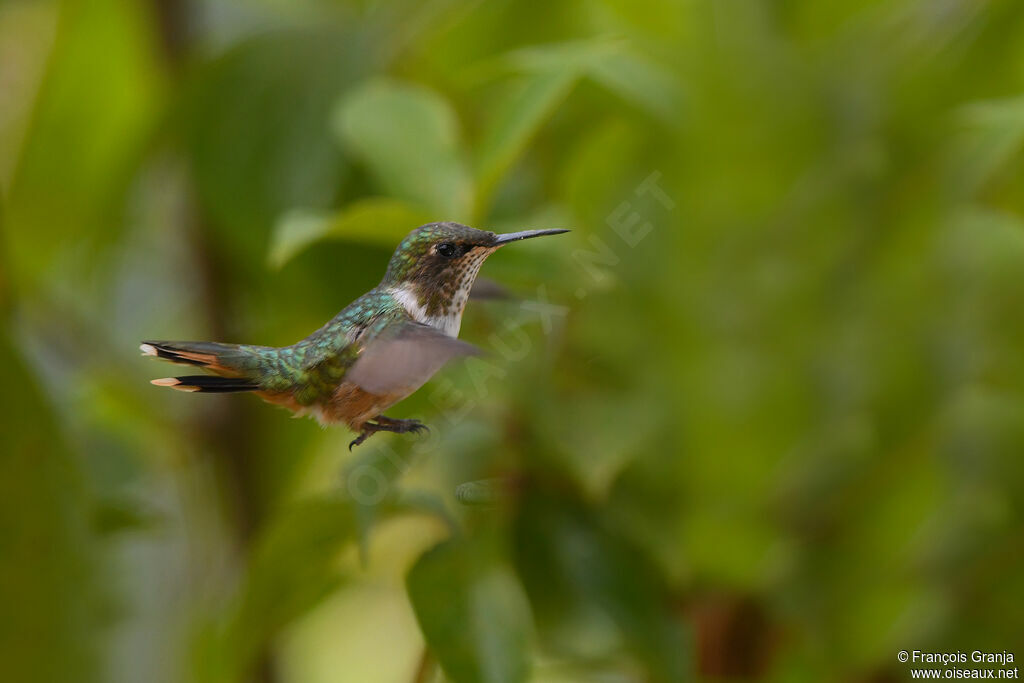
[348,426,378,450]
[374,416,430,434]
[348,416,429,450]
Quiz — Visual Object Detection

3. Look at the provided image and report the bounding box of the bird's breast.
[388,285,464,337]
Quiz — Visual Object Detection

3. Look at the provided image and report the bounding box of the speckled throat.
[388,246,496,337]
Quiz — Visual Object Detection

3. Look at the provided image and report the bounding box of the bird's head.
[381,221,568,333]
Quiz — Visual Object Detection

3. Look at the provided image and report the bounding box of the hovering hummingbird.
[142,222,568,448]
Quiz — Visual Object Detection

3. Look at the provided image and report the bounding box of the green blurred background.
[3,0,1024,681]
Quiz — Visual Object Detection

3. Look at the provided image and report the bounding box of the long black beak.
[494,228,570,246]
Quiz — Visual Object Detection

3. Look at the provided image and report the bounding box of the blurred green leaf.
[196,490,453,683]
[0,2,57,186]
[475,70,578,208]
[500,39,621,74]
[543,390,665,498]
[342,441,422,562]
[92,497,158,535]
[394,489,460,531]
[559,117,644,227]
[585,48,683,122]
[333,79,474,219]
[949,95,1024,195]
[497,39,683,121]
[215,496,357,681]
[5,0,161,286]
[269,197,431,268]
[185,28,368,260]
[513,490,690,682]
[407,536,532,683]
[940,207,1024,283]
[0,328,103,683]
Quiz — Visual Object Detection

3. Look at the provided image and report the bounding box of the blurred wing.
[347,322,480,395]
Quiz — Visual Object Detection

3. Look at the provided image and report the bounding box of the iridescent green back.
[242,289,410,405]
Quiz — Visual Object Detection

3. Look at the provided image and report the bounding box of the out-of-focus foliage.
[3,1,1024,682]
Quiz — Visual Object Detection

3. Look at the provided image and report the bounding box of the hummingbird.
[142,222,568,448]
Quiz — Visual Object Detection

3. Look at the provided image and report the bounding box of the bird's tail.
[141,340,264,393]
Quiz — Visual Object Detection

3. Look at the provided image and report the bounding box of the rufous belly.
[255,381,413,431]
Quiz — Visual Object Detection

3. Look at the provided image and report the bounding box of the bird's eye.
[436,242,458,258]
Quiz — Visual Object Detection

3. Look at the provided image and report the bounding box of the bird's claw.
[348,417,429,450]
[375,416,429,435]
